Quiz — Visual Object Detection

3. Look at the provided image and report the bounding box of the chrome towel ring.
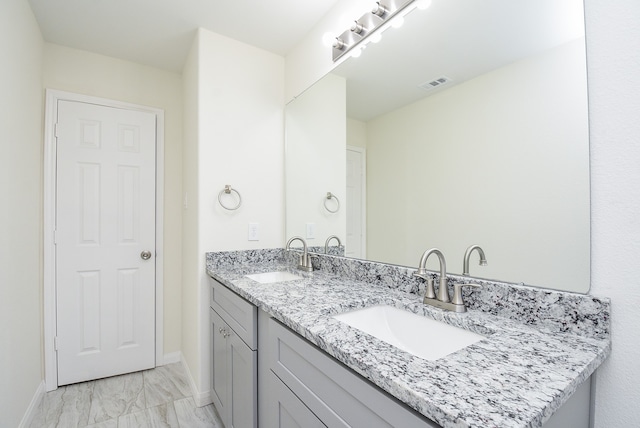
[218,185,242,211]
[324,192,340,213]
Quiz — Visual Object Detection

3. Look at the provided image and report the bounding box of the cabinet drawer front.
[268,318,440,428]
[265,371,326,428]
[210,277,257,350]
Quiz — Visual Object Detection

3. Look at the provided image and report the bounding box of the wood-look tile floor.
[28,363,222,427]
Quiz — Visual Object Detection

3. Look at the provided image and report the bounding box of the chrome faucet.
[324,235,342,254]
[413,247,479,313]
[286,236,313,272]
[463,245,487,276]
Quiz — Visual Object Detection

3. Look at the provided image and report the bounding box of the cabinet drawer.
[265,371,326,428]
[268,317,440,428]
[209,277,257,350]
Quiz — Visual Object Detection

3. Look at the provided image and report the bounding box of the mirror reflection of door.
[346,146,365,259]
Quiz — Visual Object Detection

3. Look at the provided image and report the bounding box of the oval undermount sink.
[333,305,484,361]
[245,271,303,284]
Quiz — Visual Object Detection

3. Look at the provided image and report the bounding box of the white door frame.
[43,89,165,391]
[346,145,367,258]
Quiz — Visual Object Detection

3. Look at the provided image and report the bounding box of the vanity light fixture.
[331,0,429,62]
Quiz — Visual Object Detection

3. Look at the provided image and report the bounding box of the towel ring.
[324,192,340,213]
[218,185,242,211]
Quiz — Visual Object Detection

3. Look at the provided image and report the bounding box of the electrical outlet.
[248,223,259,241]
[306,223,316,239]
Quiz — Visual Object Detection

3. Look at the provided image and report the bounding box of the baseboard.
[162,351,182,365]
[180,355,213,408]
[18,381,45,428]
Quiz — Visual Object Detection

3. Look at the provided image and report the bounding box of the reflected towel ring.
[218,185,242,211]
[324,192,340,213]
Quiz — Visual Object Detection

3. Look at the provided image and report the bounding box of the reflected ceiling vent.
[419,76,452,91]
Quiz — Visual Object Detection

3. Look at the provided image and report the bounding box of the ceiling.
[331,0,586,121]
[27,0,341,72]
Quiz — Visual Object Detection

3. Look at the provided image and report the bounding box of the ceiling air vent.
[419,76,452,91]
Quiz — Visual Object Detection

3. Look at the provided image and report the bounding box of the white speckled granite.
[205,249,610,428]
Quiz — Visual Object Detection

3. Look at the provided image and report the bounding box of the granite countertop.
[206,255,610,428]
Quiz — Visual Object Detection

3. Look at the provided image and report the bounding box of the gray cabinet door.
[228,331,257,428]
[211,306,258,428]
[265,371,326,428]
[210,308,228,417]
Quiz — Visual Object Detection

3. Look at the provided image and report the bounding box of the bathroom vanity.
[207,249,610,428]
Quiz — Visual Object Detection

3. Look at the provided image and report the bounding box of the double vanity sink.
[247,270,485,361]
[207,252,610,428]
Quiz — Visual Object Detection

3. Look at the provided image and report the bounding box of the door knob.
[140,250,152,260]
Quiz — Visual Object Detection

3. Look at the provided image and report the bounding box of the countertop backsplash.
[206,248,610,341]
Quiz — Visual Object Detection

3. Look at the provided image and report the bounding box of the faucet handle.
[452,283,481,306]
[413,267,429,277]
[424,277,437,300]
[298,253,313,272]
[413,271,437,301]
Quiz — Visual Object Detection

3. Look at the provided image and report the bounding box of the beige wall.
[42,43,184,356]
[180,30,200,401]
[365,40,589,291]
[181,28,285,403]
[0,0,44,426]
[347,118,367,149]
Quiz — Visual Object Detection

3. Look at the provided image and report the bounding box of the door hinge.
[54,123,59,138]
[54,336,58,351]
[53,229,57,245]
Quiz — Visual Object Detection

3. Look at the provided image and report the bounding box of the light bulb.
[372,2,387,17]
[322,32,336,48]
[351,21,365,34]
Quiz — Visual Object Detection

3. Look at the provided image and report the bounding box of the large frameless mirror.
[285,0,590,292]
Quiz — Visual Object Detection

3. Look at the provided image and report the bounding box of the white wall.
[42,43,184,356]
[0,0,44,426]
[586,0,640,425]
[365,40,589,291]
[180,28,285,402]
[286,74,347,245]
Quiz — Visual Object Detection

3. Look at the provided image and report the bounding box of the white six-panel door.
[55,100,157,385]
